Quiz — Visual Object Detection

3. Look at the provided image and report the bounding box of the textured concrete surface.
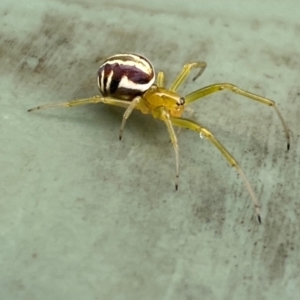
[0,0,299,299]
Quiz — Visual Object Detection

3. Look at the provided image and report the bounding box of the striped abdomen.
[97,53,155,101]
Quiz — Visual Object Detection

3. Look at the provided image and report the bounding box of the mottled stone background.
[0,0,299,299]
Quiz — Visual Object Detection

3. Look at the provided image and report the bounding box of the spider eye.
[177,97,185,106]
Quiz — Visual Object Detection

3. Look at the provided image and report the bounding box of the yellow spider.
[28,53,290,223]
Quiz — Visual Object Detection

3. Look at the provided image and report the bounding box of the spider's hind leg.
[119,96,142,140]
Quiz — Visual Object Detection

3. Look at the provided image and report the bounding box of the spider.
[28,53,290,223]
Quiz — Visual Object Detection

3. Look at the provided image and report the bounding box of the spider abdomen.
[97,53,155,101]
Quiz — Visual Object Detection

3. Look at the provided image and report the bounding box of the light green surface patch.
[0,1,299,299]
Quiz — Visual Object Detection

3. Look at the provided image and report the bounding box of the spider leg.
[154,107,180,191]
[28,96,131,112]
[119,96,142,140]
[169,62,207,93]
[170,116,262,223]
[185,83,290,150]
[156,71,165,88]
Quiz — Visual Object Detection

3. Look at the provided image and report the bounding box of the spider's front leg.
[153,107,180,191]
[28,96,131,112]
[170,116,262,223]
[184,83,290,150]
[156,71,165,88]
[169,61,207,92]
